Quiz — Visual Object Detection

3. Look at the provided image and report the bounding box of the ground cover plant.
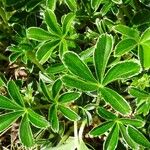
[0,0,150,149]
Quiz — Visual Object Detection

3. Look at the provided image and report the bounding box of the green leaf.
[0,95,23,110]
[39,80,52,102]
[136,101,150,116]
[101,2,113,16]
[19,114,34,147]
[46,64,66,74]
[139,44,150,69]
[100,87,132,115]
[52,79,62,99]
[36,40,59,64]
[89,121,114,136]
[0,111,23,133]
[65,0,77,11]
[103,123,119,150]
[63,52,97,83]
[127,125,150,148]
[28,109,49,128]
[97,107,117,120]
[114,38,137,56]
[27,27,53,42]
[91,0,102,11]
[46,0,56,11]
[9,52,21,63]
[140,27,150,43]
[112,0,122,4]
[49,104,59,132]
[114,25,139,39]
[103,61,141,86]
[62,13,75,35]
[129,87,149,98]
[119,124,137,149]
[44,9,62,35]
[58,92,81,103]
[59,105,80,121]
[62,75,99,92]
[94,34,113,83]
[120,118,144,128]
[59,39,68,57]
[8,80,24,107]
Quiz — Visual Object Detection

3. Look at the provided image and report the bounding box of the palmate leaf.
[44,9,62,35]
[36,40,59,64]
[62,12,75,35]
[94,34,113,83]
[114,25,139,39]
[49,104,59,132]
[47,0,56,11]
[101,1,113,16]
[138,43,150,69]
[59,39,68,57]
[119,124,137,149]
[103,123,119,150]
[114,38,137,56]
[62,75,99,92]
[89,121,114,136]
[0,111,24,133]
[27,27,53,42]
[58,92,81,103]
[28,109,49,128]
[46,63,66,74]
[63,52,97,83]
[91,0,102,11]
[97,107,117,120]
[100,87,131,115]
[9,52,22,63]
[120,118,144,128]
[8,80,25,107]
[127,125,150,148]
[140,27,150,43]
[112,0,122,4]
[39,80,52,102]
[103,60,141,86]
[65,0,77,11]
[128,87,149,98]
[136,100,150,116]
[59,105,80,121]
[19,113,34,147]
[52,79,62,100]
[0,95,23,110]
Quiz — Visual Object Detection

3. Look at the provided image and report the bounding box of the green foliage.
[0,0,150,149]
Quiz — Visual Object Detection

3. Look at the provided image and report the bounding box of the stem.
[78,120,86,140]
[26,51,45,73]
[74,121,79,150]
